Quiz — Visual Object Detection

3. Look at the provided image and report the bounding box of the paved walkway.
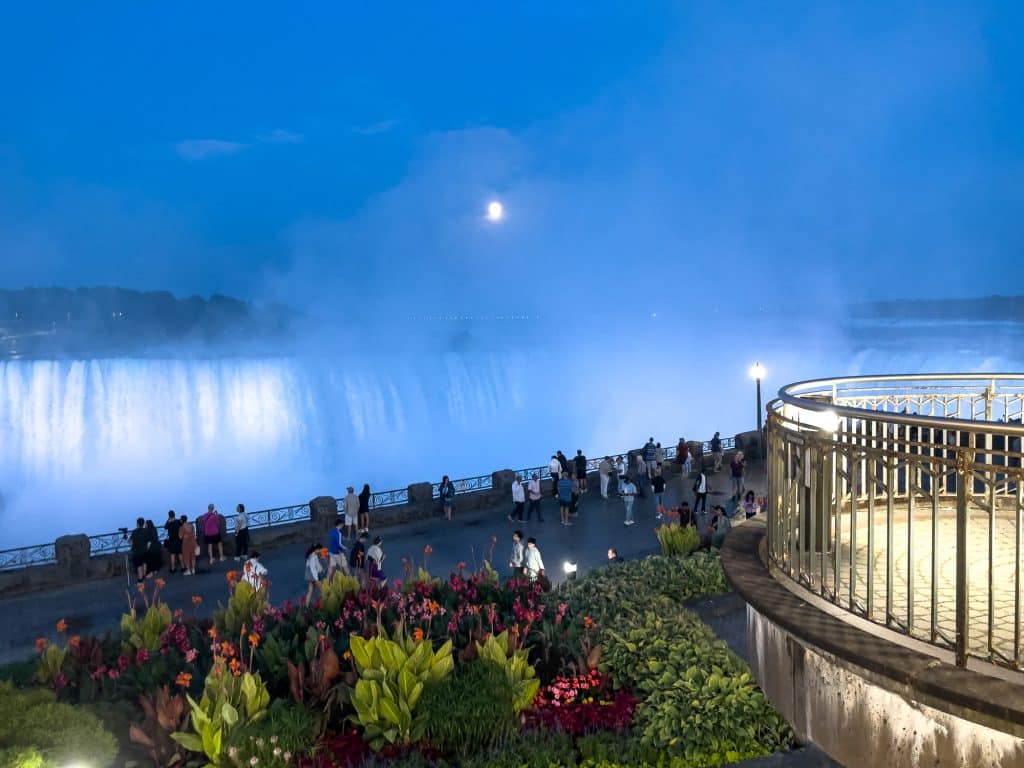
[0,463,765,665]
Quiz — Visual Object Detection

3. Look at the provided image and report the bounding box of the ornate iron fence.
[2,432,737,572]
[766,374,1024,670]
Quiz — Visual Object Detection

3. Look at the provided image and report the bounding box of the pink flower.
[135,648,150,666]
[117,654,130,671]
[185,648,198,663]
[107,668,120,680]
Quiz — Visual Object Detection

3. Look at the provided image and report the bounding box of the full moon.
[486,200,504,221]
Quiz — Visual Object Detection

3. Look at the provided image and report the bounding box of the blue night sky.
[1,2,1021,316]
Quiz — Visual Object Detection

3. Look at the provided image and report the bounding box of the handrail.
[1,433,739,571]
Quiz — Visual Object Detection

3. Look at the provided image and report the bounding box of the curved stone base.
[723,519,1024,768]
[748,604,1024,767]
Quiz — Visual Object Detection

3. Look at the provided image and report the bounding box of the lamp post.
[749,363,766,457]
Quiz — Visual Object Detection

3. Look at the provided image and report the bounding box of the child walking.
[304,543,324,605]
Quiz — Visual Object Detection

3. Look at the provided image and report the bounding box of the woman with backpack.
[202,504,225,565]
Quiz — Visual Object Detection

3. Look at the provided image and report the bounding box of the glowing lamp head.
[486,200,504,221]
[749,362,766,381]
[563,561,578,575]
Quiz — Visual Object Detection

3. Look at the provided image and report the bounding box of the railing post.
[955,448,974,667]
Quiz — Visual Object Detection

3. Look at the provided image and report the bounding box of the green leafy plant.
[172,665,271,766]
[421,659,517,755]
[121,602,173,653]
[655,523,699,557]
[232,699,319,762]
[217,580,268,638]
[348,630,454,750]
[475,630,540,713]
[0,680,118,768]
[320,571,361,616]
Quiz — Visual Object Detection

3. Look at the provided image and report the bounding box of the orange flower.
[35,638,48,653]
[342,650,352,661]
[248,633,260,648]
[412,627,424,642]
[583,616,597,631]
[424,545,433,555]
[175,671,192,688]
[509,624,520,636]
[226,571,239,583]
[173,608,184,620]
[220,641,234,657]
[229,658,242,677]
[55,619,68,634]
[457,561,466,570]
[155,577,166,588]
[69,635,81,649]
[191,595,203,606]
[136,583,146,594]
[207,627,218,639]
[319,547,328,558]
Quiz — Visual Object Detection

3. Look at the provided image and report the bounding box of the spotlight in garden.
[486,200,504,222]
[563,560,578,580]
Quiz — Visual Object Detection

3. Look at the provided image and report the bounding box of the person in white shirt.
[614,456,626,496]
[234,503,249,562]
[508,530,525,576]
[598,457,613,499]
[242,551,268,592]
[620,476,637,525]
[304,544,323,605]
[523,537,545,580]
[693,470,709,513]
[547,456,561,498]
[508,477,526,522]
[527,473,544,522]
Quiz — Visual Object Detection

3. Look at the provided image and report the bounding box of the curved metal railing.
[766,373,1024,670]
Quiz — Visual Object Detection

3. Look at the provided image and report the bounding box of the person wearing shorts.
[328,517,349,578]
[202,504,224,564]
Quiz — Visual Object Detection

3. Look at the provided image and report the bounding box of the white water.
[1,320,1021,548]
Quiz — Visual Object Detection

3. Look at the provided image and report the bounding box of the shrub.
[655,523,698,557]
[421,659,517,755]
[320,572,361,617]
[566,555,793,764]
[459,730,578,768]
[474,630,540,713]
[0,680,118,768]
[349,630,455,749]
[218,580,269,638]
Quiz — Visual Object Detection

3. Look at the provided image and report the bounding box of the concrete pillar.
[309,496,339,536]
[408,482,436,520]
[55,534,90,579]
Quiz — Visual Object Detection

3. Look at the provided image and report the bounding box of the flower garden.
[0,527,794,768]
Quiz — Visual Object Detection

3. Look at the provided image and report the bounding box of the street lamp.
[486,200,504,222]
[749,362,766,456]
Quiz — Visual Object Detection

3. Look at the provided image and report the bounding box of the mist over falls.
[1,312,1023,549]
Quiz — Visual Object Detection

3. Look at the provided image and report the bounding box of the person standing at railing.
[614,456,625,495]
[676,438,692,475]
[179,515,197,576]
[440,475,455,520]
[643,438,657,480]
[526,473,544,522]
[509,476,526,522]
[129,517,149,584]
[548,455,561,498]
[358,484,371,534]
[343,486,358,541]
[654,442,665,473]
[201,504,225,565]
[234,504,249,562]
[711,432,723,473]
[598,456,613,499]
[144,519,162,578]
[574,450,588,493]
[164,510,182,574]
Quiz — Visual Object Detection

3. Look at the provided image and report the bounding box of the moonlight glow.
[486,200,504,221]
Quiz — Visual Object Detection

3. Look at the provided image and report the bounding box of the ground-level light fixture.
[563,560,578,580]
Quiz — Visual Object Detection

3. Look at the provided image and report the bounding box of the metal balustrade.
[766,374,1024,670]
[2,433,737,572]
